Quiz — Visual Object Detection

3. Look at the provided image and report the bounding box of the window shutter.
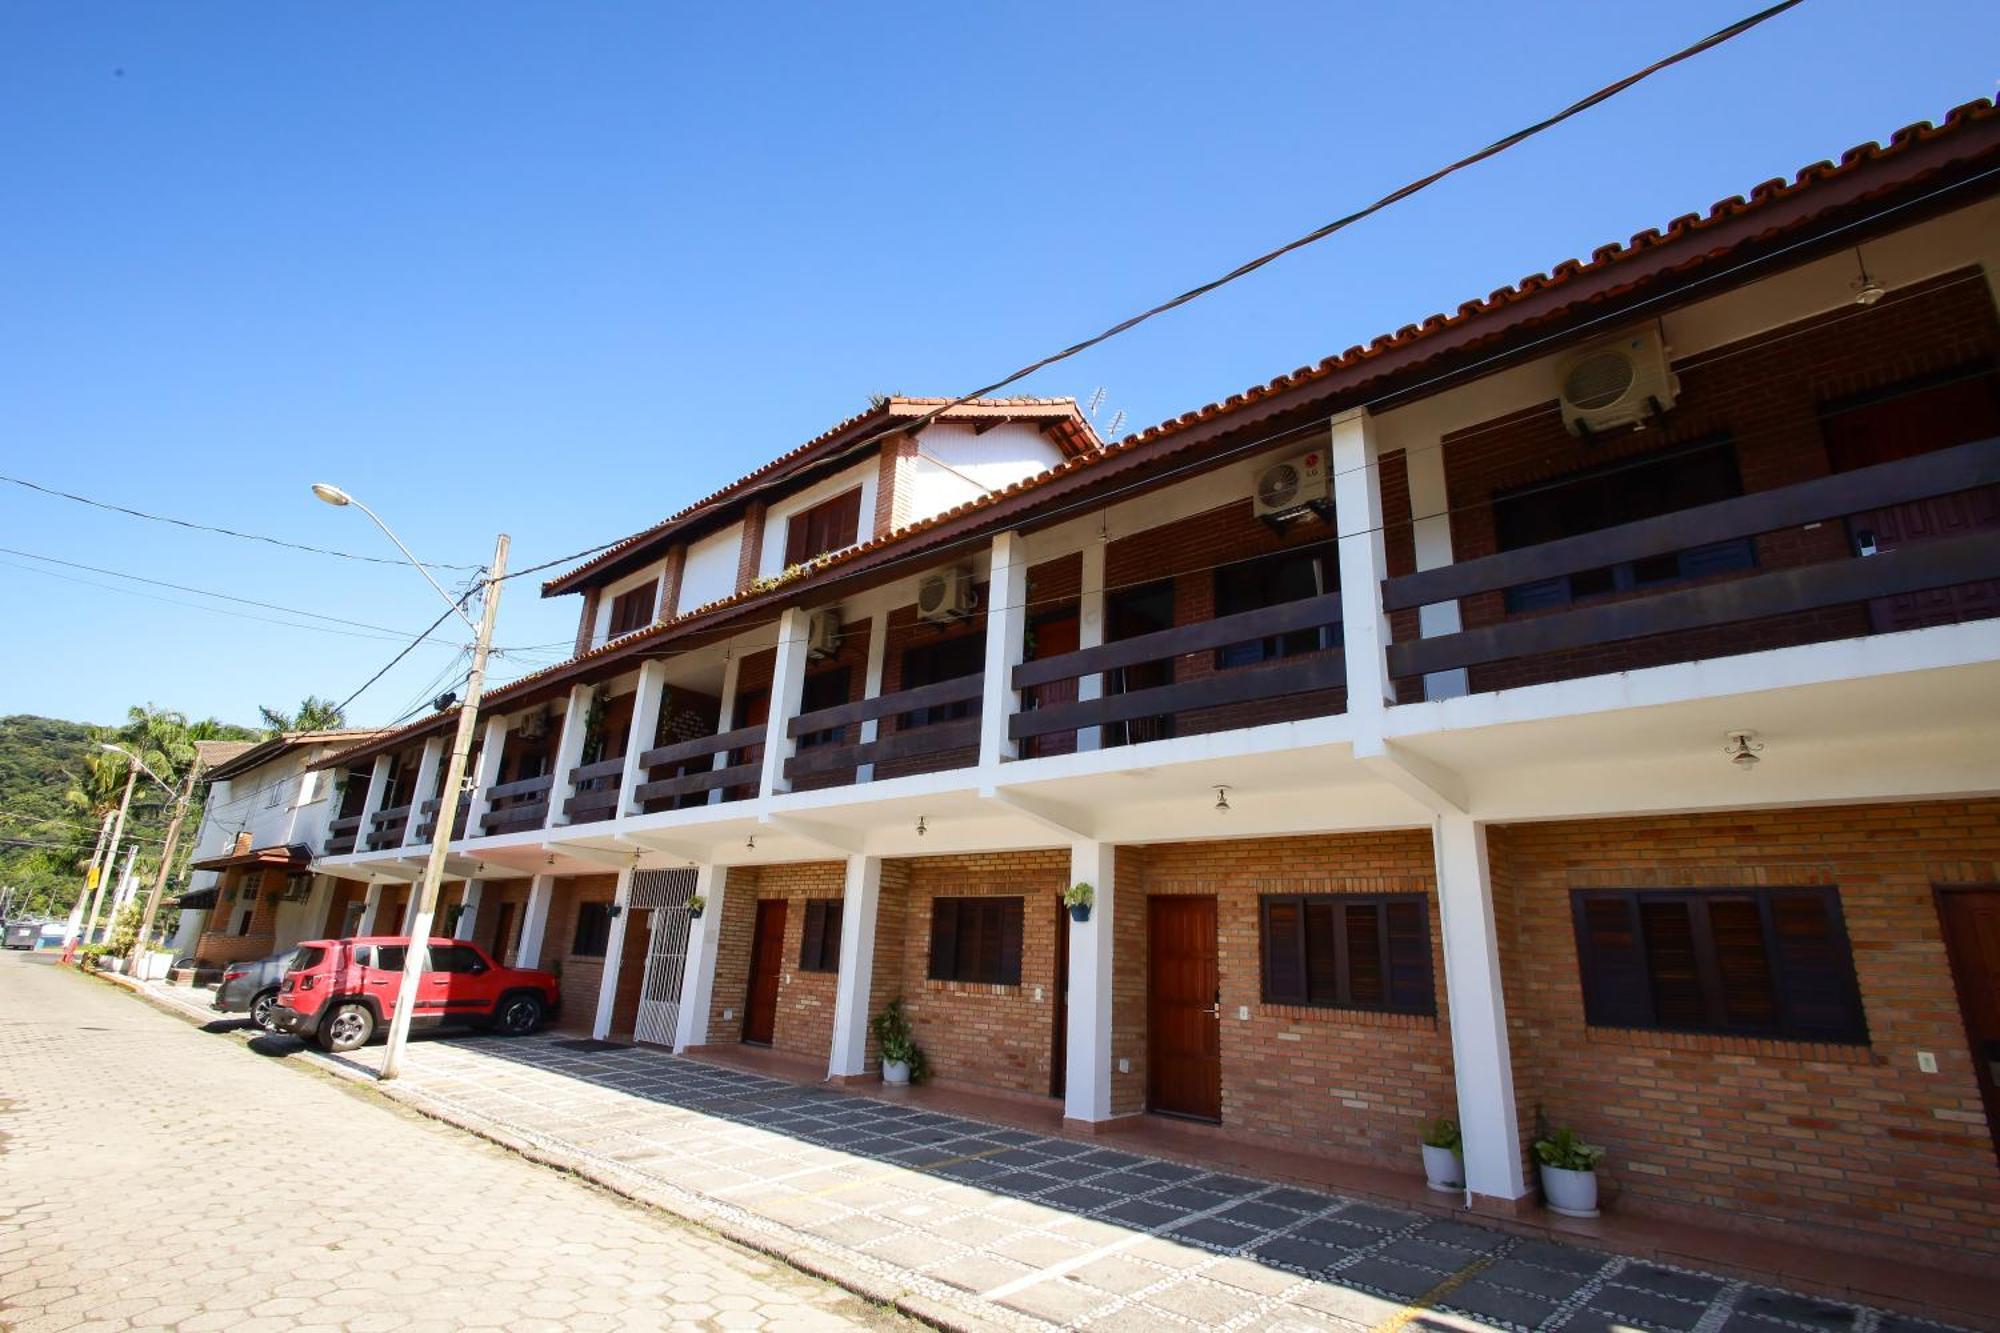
[1264,900,1305,1003]
[1706,895,1778,1030]
[785,511,812,568]
[928,899,957,981]
[1637,898,1703,1029]
[1384,899,1434,1015]
[1343,902,1385,1006]
[827,487,862,551]
[823,899,843,972]
[1303,902,1339,1003]
[1768,889,1868,1042]
[1571,893,1652,1028]
[997,898,1024,985]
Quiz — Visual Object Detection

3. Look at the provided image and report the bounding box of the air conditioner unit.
[806,609,843,659]
[1251,449,1332,526]
[518,709,550,742]
[916,568,978,623]
[1558,328,1678,436]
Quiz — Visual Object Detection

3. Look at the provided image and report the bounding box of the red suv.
[272,936,560,1053]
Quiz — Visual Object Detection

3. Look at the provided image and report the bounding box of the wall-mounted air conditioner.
[1251,449,1332,526]
[806,609,843,659]
[1558,328,1678,436]
[917,568,978,623]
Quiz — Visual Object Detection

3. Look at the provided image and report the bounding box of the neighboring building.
[314,100,2000,1274]
[170,730,382,966]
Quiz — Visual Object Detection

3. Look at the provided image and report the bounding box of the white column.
[759,609,811,798]
[673,865,729,1051]
[356,883,386,935]
[979,531,1028,769]
[454,880,483,941]
[360,754,395,848]
[827,855,882,1077]
[621,660,671,817]
[1433,813,1528,1203]
[1331,408,1395,728]
[707,653,742,805]
[1404,440,1469,702]
[1063,841,1118,1123]
[1076,539,1107,752]
[514,873,556,970]
[402,738,445,847]
[591,868,636,1040]
[464,715,510,839]
[547,684,596,828]
[854,610,890,784]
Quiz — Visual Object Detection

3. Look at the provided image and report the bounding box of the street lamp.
[314,483,509,1081]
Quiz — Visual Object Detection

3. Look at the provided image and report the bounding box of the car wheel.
[250,990,279,1032]
[319,1002,375,1052]
[494,994,543,1036]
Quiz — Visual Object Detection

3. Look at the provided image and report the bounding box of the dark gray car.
[212,949,297,1031]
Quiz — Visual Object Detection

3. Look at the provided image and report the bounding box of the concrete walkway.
[118,970,1978,1333]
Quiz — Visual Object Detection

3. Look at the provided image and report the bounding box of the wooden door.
[1023,613,1081,760]
[1147,896,1220,1121]
[1051,898,1070,1098]
[742,899,787,1046]
[1107,583,1176,746]
[1938,887,2000,1162]
[487,900,519,966]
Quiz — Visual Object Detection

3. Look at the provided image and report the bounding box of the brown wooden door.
[1148,896,1220,1121]
[1023,613,1081,760]
[742,899,787,1046]
[486,901,519,965]
[1938,887,2000,1162]
[1051,898,1070,1098]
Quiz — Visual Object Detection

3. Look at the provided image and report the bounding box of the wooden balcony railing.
[324,815,362,856]
[366,805,412,851]
[562,757,625,824]
[1381,435,2000,682]
[783,675,984,783]
[415,794,471,843]
[632,725,764,810]
[479,774,553,836]
[1009,594,1345,748]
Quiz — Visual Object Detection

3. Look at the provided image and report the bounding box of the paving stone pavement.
[105,962,1976,1333]
[0,953,907,1332]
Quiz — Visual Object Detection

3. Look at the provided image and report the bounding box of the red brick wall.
[706,861,845,1058]
[893,851,1068,1095]
[872,593,987,781]
[1113,833,1452,1171]
[874,435,917,538]
[734,500,768,595]
[865,861,912,1067]
[537,874,617,1031]
[1439,270,2000,692]
[1491,800,2000,1268]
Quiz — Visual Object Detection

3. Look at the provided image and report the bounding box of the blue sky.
[3,1,1994,729]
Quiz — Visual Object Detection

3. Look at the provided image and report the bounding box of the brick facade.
[734,500,768,595]
[874,434,917,538]
[706,861,846,1058]
[535,873,618,1032]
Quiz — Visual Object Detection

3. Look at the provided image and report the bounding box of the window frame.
[1258,892,1435,1016]
[570,901,614,958]
[797,898,844,973]
[897,633,984,728]
[927,895,1024,987]
[606,582,657,639]
[1212,543,1340,669]
[783,487,864,567]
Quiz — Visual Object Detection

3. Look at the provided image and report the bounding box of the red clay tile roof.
[540,396,1099,596]
[317,98,2000,774]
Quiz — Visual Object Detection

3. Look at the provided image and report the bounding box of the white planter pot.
[1421,1144,1463,1192]
[882,1059,911,1086]
[1539,1163,1600,1218]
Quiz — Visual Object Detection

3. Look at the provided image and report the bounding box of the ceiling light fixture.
[916,815,928,837]
[1724,730,1765,771]
[746,835,756,850]
[1850,248,1884,306]
[1214,785,1232,813]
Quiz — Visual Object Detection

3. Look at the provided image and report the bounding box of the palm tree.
[258,695,347,736]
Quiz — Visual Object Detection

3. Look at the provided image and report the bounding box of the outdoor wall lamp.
[916,815,928,837]
[1214,786,1232,813]
[1725,730,1765,771]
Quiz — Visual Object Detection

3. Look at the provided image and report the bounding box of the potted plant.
[1533,1126,1605,1218]
[685,893,706,921]
[1062,882,1095,923]
[870,997,928,1086]
[1419,1117,1463,1192]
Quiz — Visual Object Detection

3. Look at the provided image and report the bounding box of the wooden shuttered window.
[797,899,843,973]
[1570,887,1867,1043]
[606,583,656,638]
[784,488,864,567]
[1259,894,1434,1015]
[927,896,1024,986]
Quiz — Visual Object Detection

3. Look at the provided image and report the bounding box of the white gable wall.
[907,422,1066,524]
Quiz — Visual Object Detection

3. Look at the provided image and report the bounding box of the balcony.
[562,758,625,825]
[479,774,552,836]
[785,675,984,787]
[365,805,411,851]
[323,815,361,856]
[632,725,764,812]
[415,793,470,843]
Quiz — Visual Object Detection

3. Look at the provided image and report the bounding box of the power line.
[0,471,483,571]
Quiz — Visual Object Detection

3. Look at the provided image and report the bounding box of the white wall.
[679,523,743,613]
[908,422,1066,524]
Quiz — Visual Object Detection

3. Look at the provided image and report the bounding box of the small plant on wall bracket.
[685,894,706,920]
[1062,881,1095,923]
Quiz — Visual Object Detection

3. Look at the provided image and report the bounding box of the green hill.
[0,714,101,917]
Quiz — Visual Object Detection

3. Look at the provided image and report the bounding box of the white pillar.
[360,754,395,849]
[591,868,636,1040]
[1331,408,1395,725]
[464,715,510,839]
[708,653,742,805]
[1063,841,1118,1123]
[1404,440,1469,702]
[759,609,811,798]
[827,855,882,1077]
[514,873,556,970]
[855,610,890,784]
[1433,813,1528,1204]
[1076,539,1107,753]
[357,883,386,935]
[547,684,595,828]
[402,739,444,847]
[979,531,1028,769]
[621,660,671,817]
[454,880,483,941]
[673,865,729,1051]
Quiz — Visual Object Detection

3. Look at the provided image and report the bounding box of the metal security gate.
[630,869,698,1047]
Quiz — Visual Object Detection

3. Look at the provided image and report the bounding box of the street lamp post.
[313,483,508,1081]
[127,754,205,975]
[75,756,140,953]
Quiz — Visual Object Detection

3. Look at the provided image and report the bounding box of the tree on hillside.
[258,695,347,736]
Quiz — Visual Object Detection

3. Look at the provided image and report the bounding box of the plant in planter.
[869,997,928,1086]
[1062,882,1095,923]
[1532,1126,1605,1218]
[1419,1117,1463,1192]
[685,894,706,920]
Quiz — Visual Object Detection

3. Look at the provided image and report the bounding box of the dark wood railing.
[366,805,411,851]
[1381,436,2000,680]
[479,774,553,836]
[414,794,471,843]
[562,757,625,823]
[1009,594,1345,745]
[783,675,985,782]
[324,815,362,856]
[633,724,766,808]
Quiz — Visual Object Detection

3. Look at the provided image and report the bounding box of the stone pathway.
[0,953,904,1332]
[118,969,1972,1333]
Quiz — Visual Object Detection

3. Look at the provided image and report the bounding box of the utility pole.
[79,761,140,953]
[63,811,115,951]
[379,533,508,1082]
[128,756,203,975]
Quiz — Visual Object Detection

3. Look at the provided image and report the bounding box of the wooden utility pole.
[63,810,115,951]
[127,757,202,975]
[79,761,140,951]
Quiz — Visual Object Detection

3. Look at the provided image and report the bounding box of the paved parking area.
[125,973,1963,1333]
